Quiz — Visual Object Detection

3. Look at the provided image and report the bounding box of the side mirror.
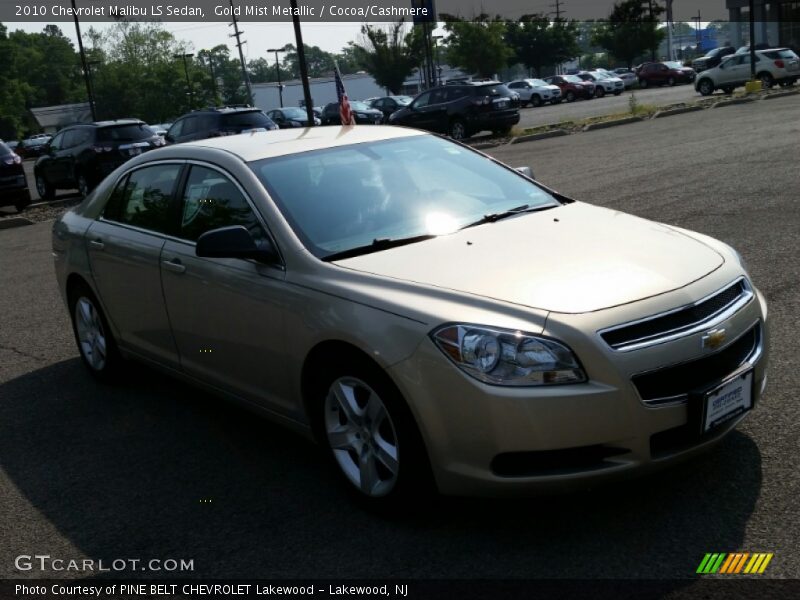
[515,166,535,180]
[196,225,279,264]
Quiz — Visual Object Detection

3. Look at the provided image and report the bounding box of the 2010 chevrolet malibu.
[52,126,769,505]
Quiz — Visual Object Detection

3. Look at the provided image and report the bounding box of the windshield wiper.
[322,234,436,262]
[459,204,556,230]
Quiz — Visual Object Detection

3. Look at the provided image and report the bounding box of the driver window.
[49,133,64,152]
[413,92,432,108]
[178,166,266,243]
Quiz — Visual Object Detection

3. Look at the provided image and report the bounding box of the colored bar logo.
[697,553,773,574]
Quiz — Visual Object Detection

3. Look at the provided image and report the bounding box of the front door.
[159,164,292,413]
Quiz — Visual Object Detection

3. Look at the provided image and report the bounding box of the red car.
[637,61,696,87]
[544,75,595,102]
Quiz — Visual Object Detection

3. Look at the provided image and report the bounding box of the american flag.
[334,63,355,126]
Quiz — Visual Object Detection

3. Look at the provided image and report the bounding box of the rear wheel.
[35,172,55,200]
[758,72,774,89]
[449,119,467,140]
[77,173,92,197]
[639,78,649,88]
[68,282,124,381]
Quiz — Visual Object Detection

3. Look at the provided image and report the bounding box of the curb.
[510,129,569,144]
[582,116,643,132]
[28,195,81,210]
[653,105,705,118]
[0,217,34,230]
[762,89,800,100]
[711,97,756,108]
[470,141,505,150]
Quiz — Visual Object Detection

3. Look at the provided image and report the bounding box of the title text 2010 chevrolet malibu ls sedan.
[52,126,768,506]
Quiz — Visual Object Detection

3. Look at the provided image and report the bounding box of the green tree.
[506,15,581,77]
[592,0,666,68]
[350,22,423,94]
[441,14,511,78]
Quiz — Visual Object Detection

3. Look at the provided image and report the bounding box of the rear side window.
[178,166,266,243]
[763,49,798,59]
[97,124,154,142]
[105,164,181,234]
[221,111,274,129]
[475,84,513,96]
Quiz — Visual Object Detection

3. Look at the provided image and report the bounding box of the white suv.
[577,71,625,97]
[695,48,799,95]
[507,79,562,107]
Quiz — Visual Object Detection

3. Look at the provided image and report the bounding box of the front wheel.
[639,78,649,88]
[697,79,715,96]
[668,77,676,86]
[77,173,92,197]
[531,95,542,107]
[318,358,433,508]
[565,90,576,102]
[595,87,605,98]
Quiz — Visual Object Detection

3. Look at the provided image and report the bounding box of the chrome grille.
[600,278,752,351]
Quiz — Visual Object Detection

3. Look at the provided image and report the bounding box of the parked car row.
[0,139,31,212]
[694,47,799,95]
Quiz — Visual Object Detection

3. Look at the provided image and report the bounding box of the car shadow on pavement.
[0,358,762,582]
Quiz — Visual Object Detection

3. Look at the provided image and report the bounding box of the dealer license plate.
[703,370,753,432]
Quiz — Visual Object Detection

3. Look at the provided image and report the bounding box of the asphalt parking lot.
[1,95,799,585]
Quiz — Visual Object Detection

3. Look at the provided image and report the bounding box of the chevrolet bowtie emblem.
[702,328,727,350]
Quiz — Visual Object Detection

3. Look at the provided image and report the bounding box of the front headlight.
[431,324,586,387]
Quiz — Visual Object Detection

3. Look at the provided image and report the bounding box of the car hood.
[336,202,724,314]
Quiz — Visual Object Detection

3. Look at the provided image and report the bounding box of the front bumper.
[0,174,30,206]
[388,275,769,496]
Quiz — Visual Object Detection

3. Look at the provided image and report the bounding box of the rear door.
[159,163,291,413]
[86,162,184,367]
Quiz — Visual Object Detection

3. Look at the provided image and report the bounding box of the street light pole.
[174,53,195,109]
[267,47,286,107]
[432,35,443,86]
[70,0,96,121]
[87,60,101,119]
[748,0,757,79]
[290,0,314,125]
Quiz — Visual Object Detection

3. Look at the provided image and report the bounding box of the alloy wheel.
[74,296,107,371]
[77,175,89,197]
[324,376,400,497]
[450,120,466,140]
[36,175,48,198]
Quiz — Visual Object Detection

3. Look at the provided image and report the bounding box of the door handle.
[162,258,186,274]
[89,239,104,250]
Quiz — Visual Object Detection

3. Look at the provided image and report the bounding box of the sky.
[5,20,417,58]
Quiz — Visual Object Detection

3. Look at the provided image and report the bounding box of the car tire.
[531,95,542,107]
[314,355,434,510]
[68,282,125,382]
[15,192,32,212]
[35,171,55,200]
[449,119,467,141]
[565,90,576,102]
[758,72,774,89]
[77,173,92,198]
[668,77,676,86]
[596,87,606,98]
[697,79,715,96]
[639,78,649,88]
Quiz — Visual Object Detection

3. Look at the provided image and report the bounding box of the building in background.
[726,1,800,51]
[30,103,92,134]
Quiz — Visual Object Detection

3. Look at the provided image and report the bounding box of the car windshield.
[249,135,558,259]
[222,111,274,128]
[529,79,549,86]
[665,62,684,69]
[282,108,308,119]
[0,142,11,155]
[563,75,583,83]
[23,138,45,147]
[475,84,512,96]
[97,123,155,142]
[350,102,371,111]
[392,96,412,105]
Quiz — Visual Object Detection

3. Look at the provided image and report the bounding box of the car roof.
[182,124,426,162]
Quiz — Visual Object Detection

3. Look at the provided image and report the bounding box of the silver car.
[53,126,769,506]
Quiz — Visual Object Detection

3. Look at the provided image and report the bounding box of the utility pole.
[647,0,656,61]
[666,0,674,61]
[208,56,218,104]
[267,47,286,107]
[228,0,253,105]
[550,0,563,21]
[432,35,443,85]
[70,0,96,121]
[748,0,756,79]
[174,53,195,109]
[290,0,314,125]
